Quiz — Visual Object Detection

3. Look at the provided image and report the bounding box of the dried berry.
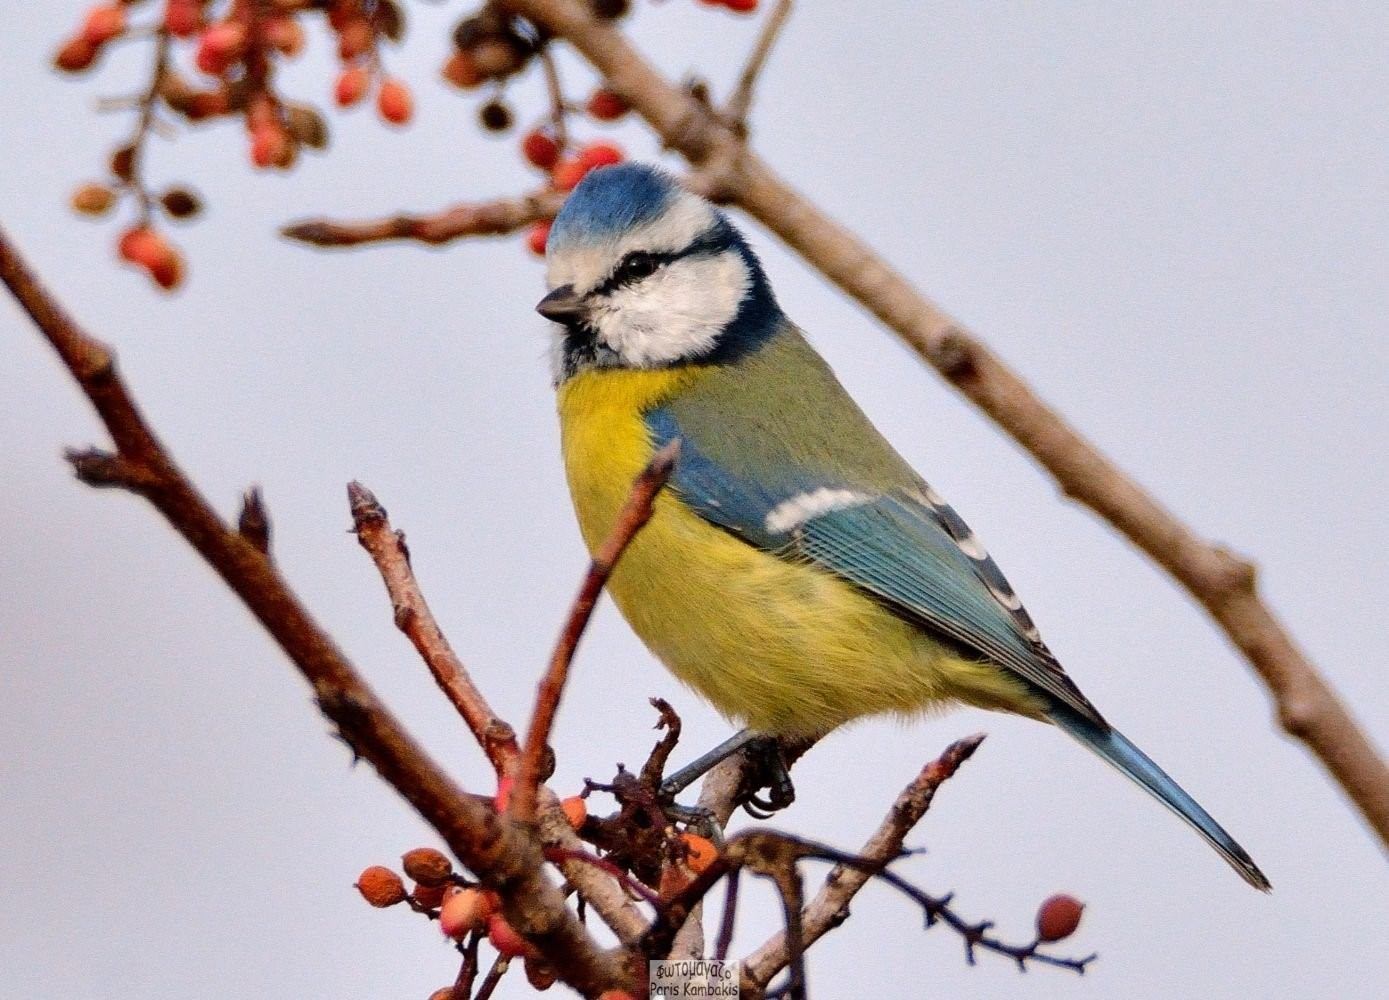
[377,78,413,126]
[442,51,484,90]
[478,99,513,133]
[524,955,557,991]
[592,0,631,19]
[355,866,407,908]
[586,88,628,121]
[160,187,202,219]
[263,16,306,57]
[71,183,115,216]
[285,104,329,149]
[336,18,374,61]
[109,144,136,181]
[402,847,453,887]
[521,129,560,170]
[559,795,587,830]
[411,882,447,909]
[249,123,289,169]
[679,832,717,875]
[1035,893,1085,943]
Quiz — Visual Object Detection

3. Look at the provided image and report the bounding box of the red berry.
[439,886,497,939]
[81,5,126,47]
[487,913,535,959]
[54,36,98,73]
[195,22,246,75]
[723,0,759,11]
[376,78,413,126]
[1036,894,1085,943]
[526,220,552,257]
[586,88,628,121]
[550,158,590,192]
[249,123,288,168]
[521,129,560,170]
[559,795,587,829]
[118,227,163,267]
[577,142,624,170]
[334,66,370,107]
[164,0,202,38]
[679,832,718,875]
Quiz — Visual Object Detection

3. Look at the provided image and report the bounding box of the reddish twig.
[543,844,662,907]
[348,481,520,774]
[503,0,1389,852]
[0,224,630,996]
[510,439,681,824]
[281,188,567,248]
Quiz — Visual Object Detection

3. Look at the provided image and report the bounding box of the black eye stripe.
[593,226,730,297]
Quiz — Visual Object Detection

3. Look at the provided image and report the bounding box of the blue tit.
[536,163,1269,891]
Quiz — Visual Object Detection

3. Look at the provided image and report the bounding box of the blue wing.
[646,408,1105,726]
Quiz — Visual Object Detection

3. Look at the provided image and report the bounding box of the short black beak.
[536,284,586,324]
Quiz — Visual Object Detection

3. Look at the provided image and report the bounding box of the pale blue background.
[3,3,1387,998]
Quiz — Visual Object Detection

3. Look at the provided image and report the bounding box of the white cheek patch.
[545,193,716,296]
[591,251,749,367]
[765,488,875,535]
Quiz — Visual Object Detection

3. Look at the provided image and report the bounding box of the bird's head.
[538,163,782,381]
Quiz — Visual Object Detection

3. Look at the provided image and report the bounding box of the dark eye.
[615,251,660,284]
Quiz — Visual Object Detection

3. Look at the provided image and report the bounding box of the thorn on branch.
[63,446,162,492]
[238,486,271,554]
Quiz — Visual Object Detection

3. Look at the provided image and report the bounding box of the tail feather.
[1049,706,1271,891]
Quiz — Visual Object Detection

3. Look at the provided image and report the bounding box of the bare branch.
[511,439,681,824]
[0,224,631,996]
[724,0,793,130]
[504,0,1389,851]
[348,481,520,775]
[281,188,567,248]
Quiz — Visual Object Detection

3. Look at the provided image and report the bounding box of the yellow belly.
[557,368,1037,738]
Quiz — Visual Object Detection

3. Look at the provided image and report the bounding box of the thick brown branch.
[512,439,680,824]
[504,0,1389,849]
[0,225,631,996]
[742,734,984,987]
[280,188,567,248]
[347,481,520,774]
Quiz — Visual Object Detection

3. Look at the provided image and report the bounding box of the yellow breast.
[556,368,1039,738]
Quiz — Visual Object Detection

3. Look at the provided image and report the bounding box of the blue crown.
[548,163,681,251]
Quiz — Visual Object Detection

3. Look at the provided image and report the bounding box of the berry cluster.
[53,0,763,290]
[353,774,723,997]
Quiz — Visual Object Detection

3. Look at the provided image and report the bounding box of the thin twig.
[537,44,570,148]
[0,225,630,997]
[473,954,512,1000]
[511,439,681,824]
[742,734,984,986]
[502,0,1389,853]
[281,188,567,248]
[543,844,662,907]
[724,0,792,130]
[450,928,483,1000]
[348,481,520,774]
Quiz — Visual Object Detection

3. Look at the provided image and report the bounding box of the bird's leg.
[660,729,762,798]
[659,729,797,818]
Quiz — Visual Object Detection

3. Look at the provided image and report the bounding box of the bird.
[535,162,1269,891]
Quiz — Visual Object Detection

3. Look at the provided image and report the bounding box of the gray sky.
[3,3,1387,998]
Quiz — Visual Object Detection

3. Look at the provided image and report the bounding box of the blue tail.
[1049,706,1271,891]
